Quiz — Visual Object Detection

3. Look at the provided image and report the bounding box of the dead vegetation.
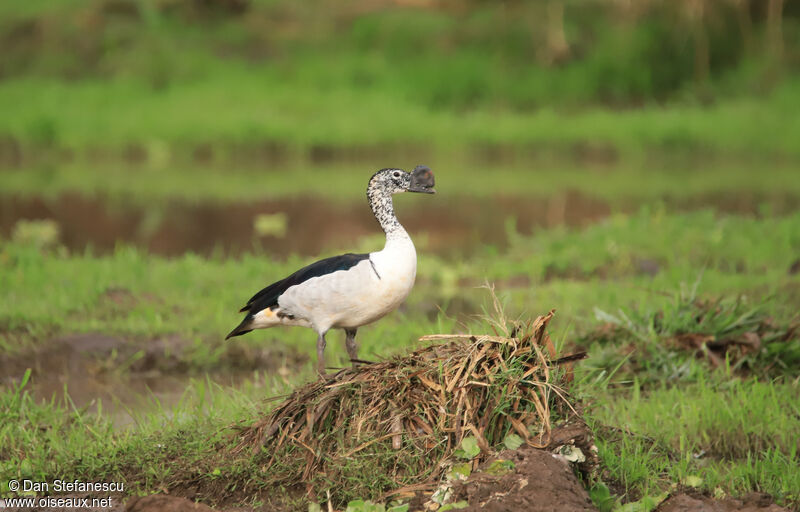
[583,295,800,380]
[231,302,583,506]
[667,315,799,373]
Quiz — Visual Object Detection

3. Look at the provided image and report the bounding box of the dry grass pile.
[234,307,581,503]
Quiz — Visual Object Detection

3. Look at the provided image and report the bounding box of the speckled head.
[368,166,436,195]
[367,166,436,238]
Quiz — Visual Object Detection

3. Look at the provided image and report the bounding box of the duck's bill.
[409,165,436,194]
[408,184,436,193]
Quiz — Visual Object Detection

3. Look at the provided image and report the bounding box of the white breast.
[277,238,417,333]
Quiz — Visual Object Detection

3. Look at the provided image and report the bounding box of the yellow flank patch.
[262,308,276,318]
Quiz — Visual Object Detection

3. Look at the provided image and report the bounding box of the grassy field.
[2,74,799,162]
[1,0,799,165]
[4,209,799,356]
[4,159,800,205]
[2,208,799,509]
[3,0,800,510]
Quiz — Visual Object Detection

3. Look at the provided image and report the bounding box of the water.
[5,189,794,258]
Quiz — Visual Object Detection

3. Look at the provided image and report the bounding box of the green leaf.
[589,482,616,512]
[454,436,480,460]
[440,501,469,511]
[308,504,323,512]
[485,459,515,475]
[615,492,668,512]
[346,500,385,512]
[19,368,32,391]
[503,433,524,450]
[448,462,472,481]
[431,486,453,505]
[683,475,703,488]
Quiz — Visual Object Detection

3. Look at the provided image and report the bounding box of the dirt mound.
[656,491,790,512]
[449,445,596,512]
[400,421,599,512]
[231,308,584,507]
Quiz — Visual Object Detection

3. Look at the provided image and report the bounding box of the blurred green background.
[2,2,800,506]
[1,0,799,254]
[1,0,799,159]
[3,0,799,404]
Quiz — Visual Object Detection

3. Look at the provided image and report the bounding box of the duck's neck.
[367,186,409,242]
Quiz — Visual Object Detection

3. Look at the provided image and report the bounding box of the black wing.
[241,252,370,313]
[226,252,370,339]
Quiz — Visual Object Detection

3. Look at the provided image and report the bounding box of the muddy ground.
[441,432,598,512]
[657,492,791,512]
[0,329,307,424]
[440,447,791,512]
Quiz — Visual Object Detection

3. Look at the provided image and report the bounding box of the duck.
[226,165,436,375]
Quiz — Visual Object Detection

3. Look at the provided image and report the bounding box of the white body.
[252,237,417,334]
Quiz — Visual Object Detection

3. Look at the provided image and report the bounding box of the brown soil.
[126,495,215,512]
[3,494,218,512]
[656,491,790,512]
[0,327,307,424]
[448,445,597,512]
[420,420,599,512]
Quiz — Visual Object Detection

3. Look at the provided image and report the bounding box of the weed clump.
[585,290,800,382]
[233,309,577,505]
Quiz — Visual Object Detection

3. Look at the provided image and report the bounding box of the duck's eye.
[392,171,401,179]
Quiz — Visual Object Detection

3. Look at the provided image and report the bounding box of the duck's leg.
[344,328,359,364]
[316,332,327,376]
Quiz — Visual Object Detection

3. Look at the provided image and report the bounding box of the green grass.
[588,376,800,505]
[1,1,800,163]
[2,73,799,162]
[2,208,799,508]
[3,1,800,507]
[0,240,457,368]
[4,158,800,204]
[499,207,800,281]
[3,209,798,361]
[0,368,281,499]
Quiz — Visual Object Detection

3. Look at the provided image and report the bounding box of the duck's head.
[370,165,436,195]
